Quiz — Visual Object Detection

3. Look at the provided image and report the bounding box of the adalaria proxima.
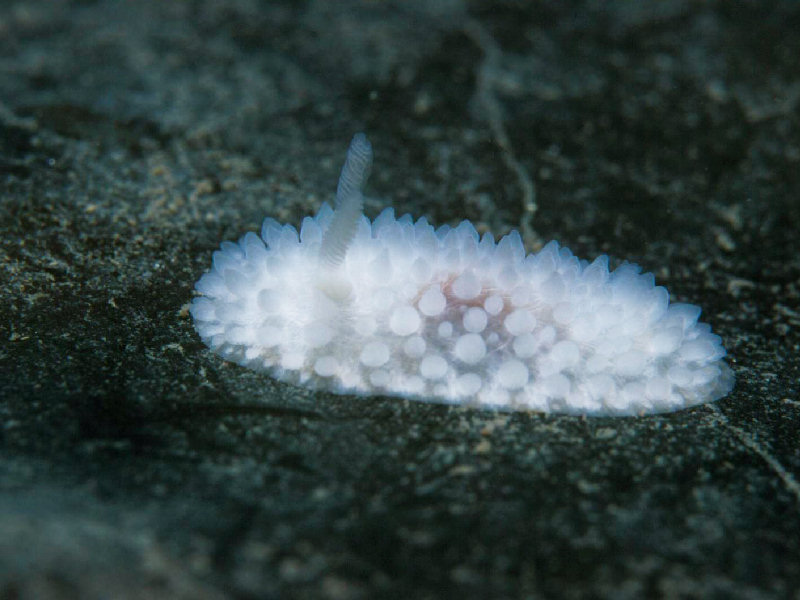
[190,134,734,415]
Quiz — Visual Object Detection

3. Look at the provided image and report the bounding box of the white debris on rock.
[190,134,734,415]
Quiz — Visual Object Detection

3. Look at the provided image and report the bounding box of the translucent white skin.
[190,139,734,416]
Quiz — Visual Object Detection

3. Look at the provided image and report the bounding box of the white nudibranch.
[190,134,734,416]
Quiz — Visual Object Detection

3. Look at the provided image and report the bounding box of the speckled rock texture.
[1,1,798,598]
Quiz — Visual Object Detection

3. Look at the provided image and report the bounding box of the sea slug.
[190,134,734,415]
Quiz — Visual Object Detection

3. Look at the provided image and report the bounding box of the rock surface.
[1,1,798,598]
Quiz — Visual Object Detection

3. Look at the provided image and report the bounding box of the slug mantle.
[190,134,734,416]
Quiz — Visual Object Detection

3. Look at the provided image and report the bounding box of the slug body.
[190,134,734,415]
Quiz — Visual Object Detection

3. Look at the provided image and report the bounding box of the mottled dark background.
[1,1,799,598]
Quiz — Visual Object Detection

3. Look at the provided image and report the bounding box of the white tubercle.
[190,134,734,416]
